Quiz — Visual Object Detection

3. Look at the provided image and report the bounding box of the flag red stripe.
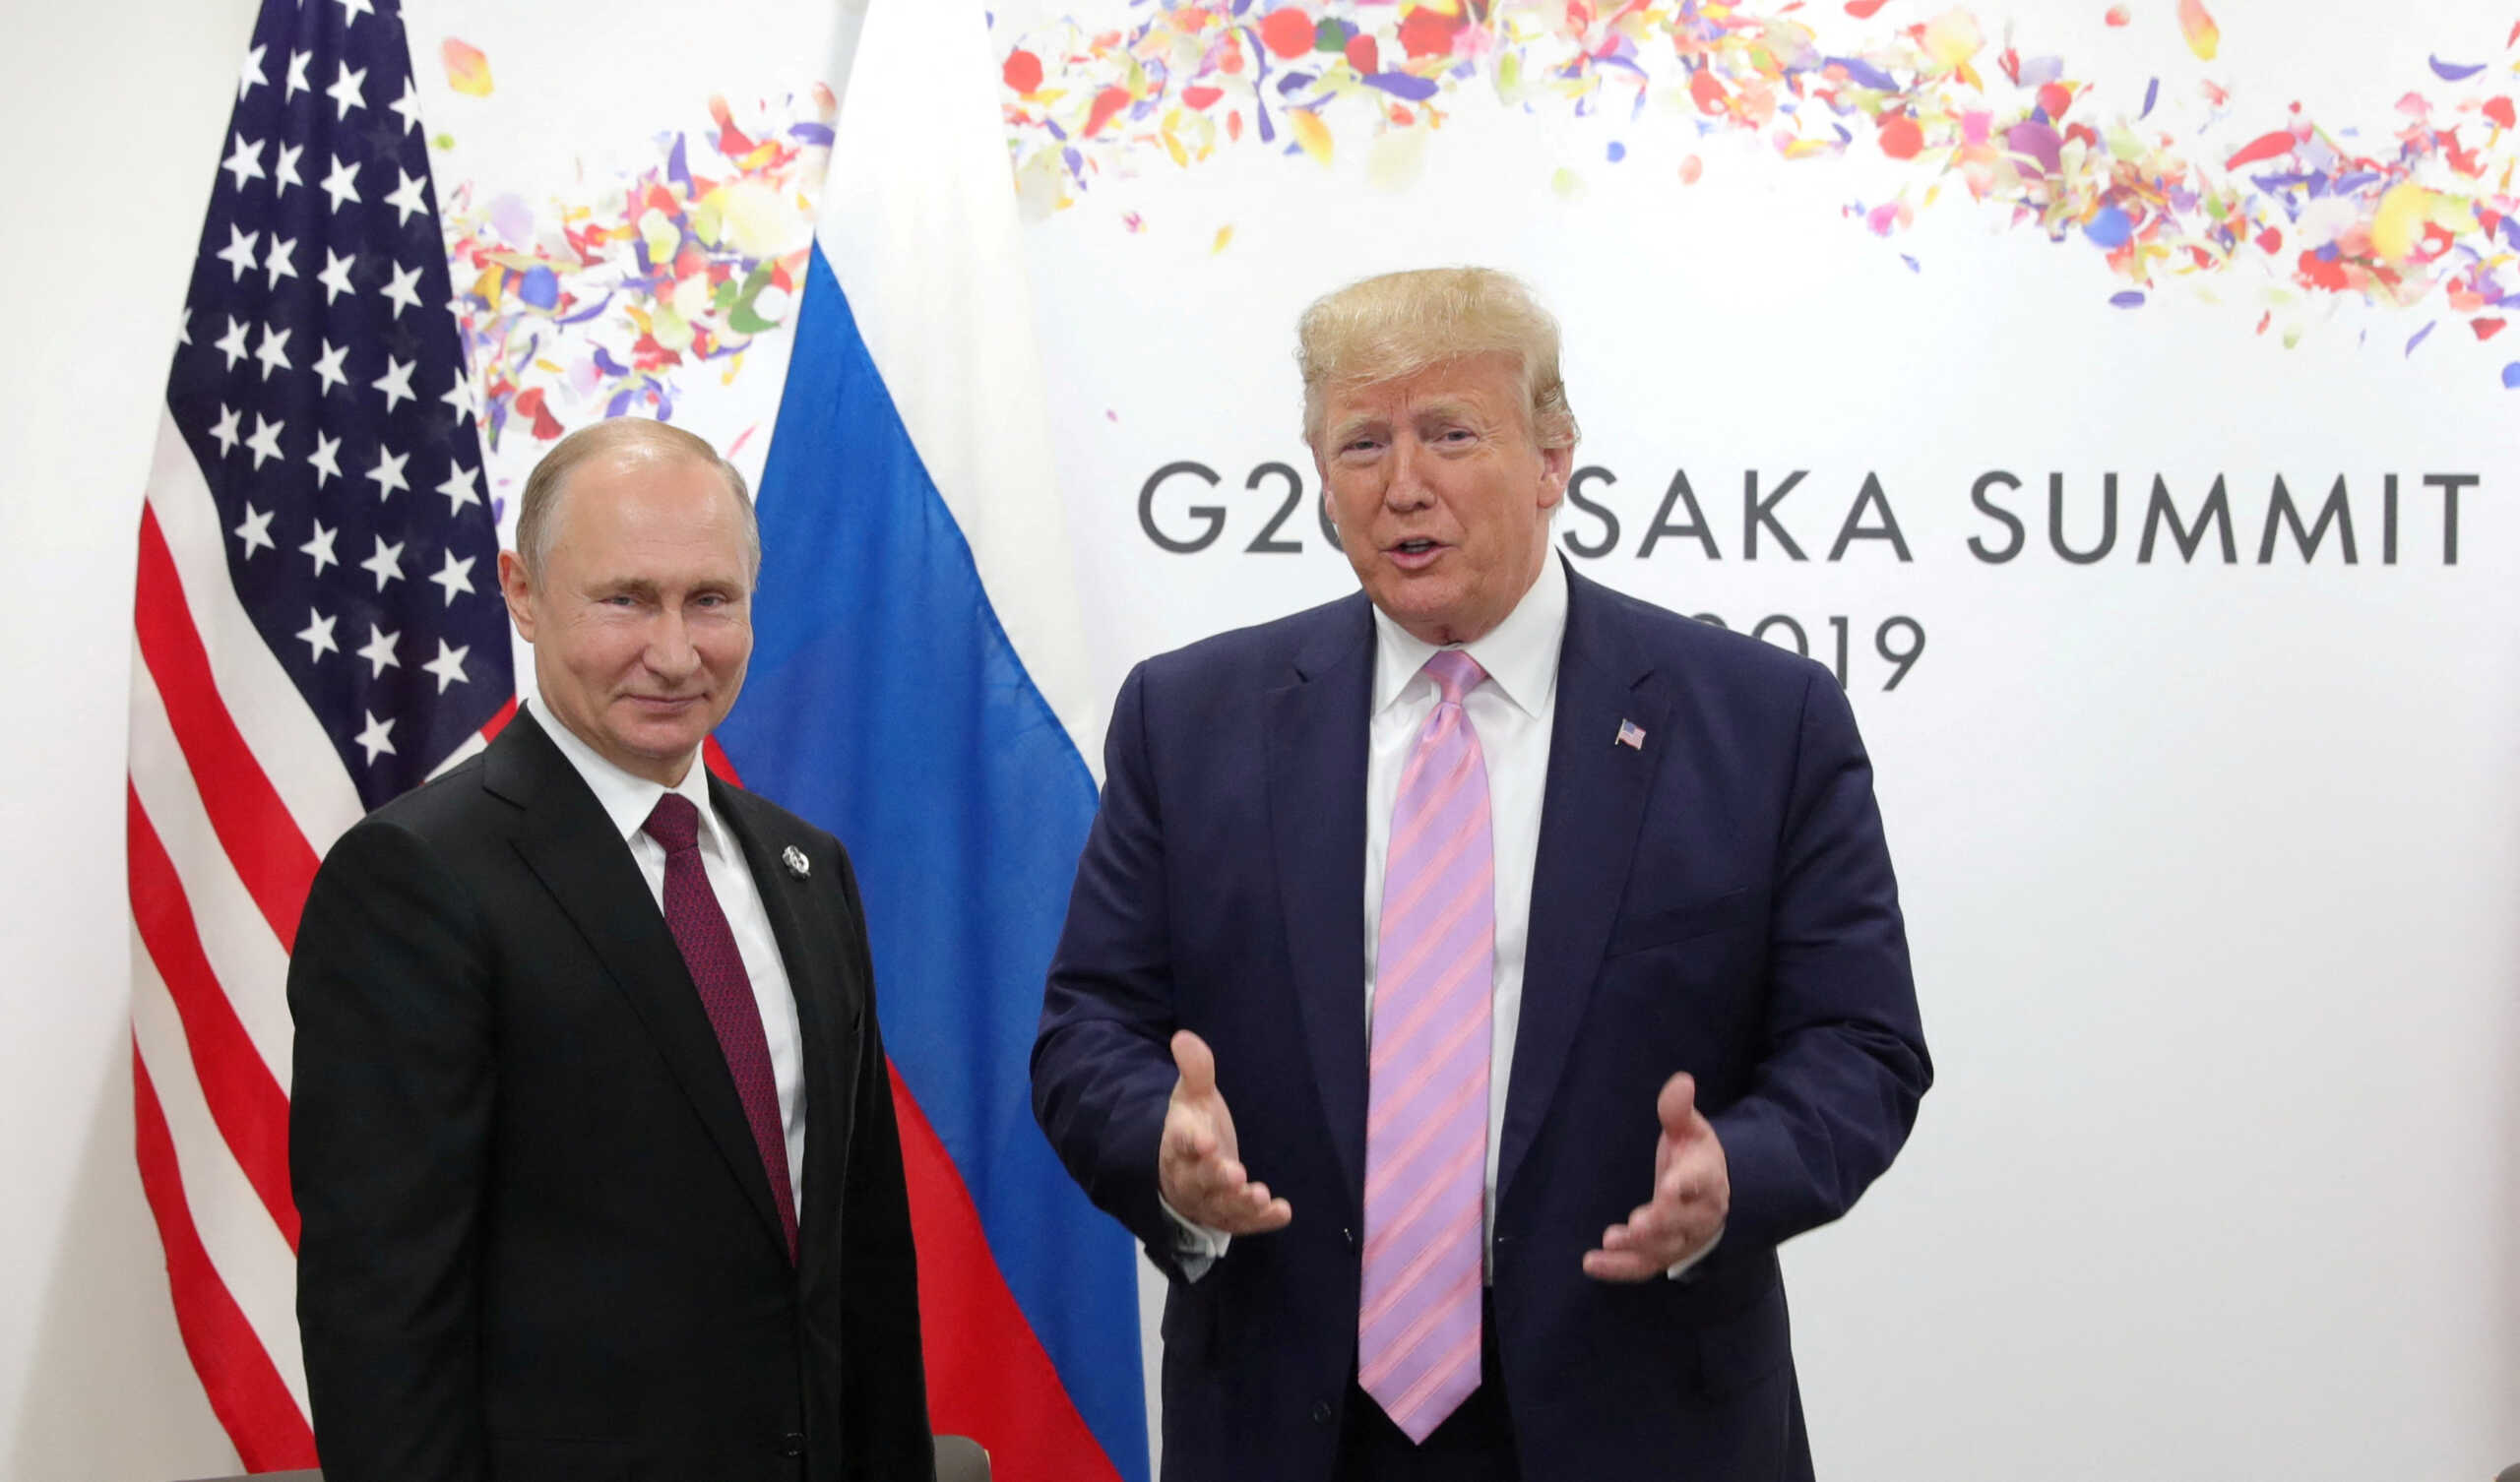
[890,1064,1123,1482]
[132,502,322,952]
[132,1045,318,1472]
[128,782,303,1251]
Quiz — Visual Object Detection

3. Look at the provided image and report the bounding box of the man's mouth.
[1387,538,1444,570]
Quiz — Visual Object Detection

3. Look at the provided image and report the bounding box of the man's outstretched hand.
[1158,1030,1293,1234]
[1582,1073,1728,1281]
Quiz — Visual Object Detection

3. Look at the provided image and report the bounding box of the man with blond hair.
[290,418,931,1481]
[1035,268,1928,1481]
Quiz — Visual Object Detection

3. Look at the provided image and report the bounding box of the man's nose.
[1383,437,1435,510]
[644,608,701,678]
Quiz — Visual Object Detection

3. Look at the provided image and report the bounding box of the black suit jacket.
[1034,565,1929,1482]
[289,710,931,1482]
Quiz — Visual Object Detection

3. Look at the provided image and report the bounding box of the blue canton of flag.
[163,0,511,805]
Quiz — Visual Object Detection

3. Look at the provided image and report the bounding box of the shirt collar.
[1370,554,1569,719]
[528,697,727,856]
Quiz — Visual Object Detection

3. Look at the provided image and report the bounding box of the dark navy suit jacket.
[1033,564,1929,1482]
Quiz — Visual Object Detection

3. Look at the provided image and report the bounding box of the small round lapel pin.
[782,845,811,879]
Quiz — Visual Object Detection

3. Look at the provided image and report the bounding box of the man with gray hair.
[1035,268,1928,1480]
[289,418,932,1481]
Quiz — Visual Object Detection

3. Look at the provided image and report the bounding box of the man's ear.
[497,550,537,641]
[1536,441,1575,512]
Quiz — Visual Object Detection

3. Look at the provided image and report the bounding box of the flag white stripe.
[129,648,297,1091]
[814,1,1102,774]
[130,943,313,1418]
[144,407,366,854]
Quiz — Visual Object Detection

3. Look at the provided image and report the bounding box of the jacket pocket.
[1605,887,1760,958]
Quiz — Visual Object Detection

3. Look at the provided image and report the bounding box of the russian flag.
[711,3,1148,1479]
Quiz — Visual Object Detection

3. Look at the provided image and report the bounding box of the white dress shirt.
[1168,560,1566,1274]
[1167,561,1716,1281]
[532,700,809,1200]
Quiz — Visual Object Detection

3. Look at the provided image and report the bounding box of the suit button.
[780,1432,804,1457]
[1310,1401,1334,1426]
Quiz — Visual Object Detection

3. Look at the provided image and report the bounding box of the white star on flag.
[441,366,475,419]
[221,133,266,193]
[389,78,423,135]
[358,534,407,591]
[232,504,275,558]
[320,154,360,213]
[429,550,477,606]
[253,324,292,381]
[208,405,243,458]
[273,143,303,198]
[299,520,340,576]
[353,710,397,766]
[380,263,422,319]
[216,225,260,280]
[422,640,472,693]
[356,624,402,677]
[244,413,286,469]
[317,248,357,305]
[366,447,410,501]
[312,340,349,395]
[237,44,267,99]
[284,48,311,100]
[383,168,429,226]
[336,0,376,26]
[213,317,251,371]
[263,235,297,289]
[326,62,367,120]
[436,462,481,515]
[296,607,340,662]
[372,356,416,412]
[308,431,344,488]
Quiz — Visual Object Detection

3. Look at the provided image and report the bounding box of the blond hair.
[1294,267,1581,453]
[513,418,759,583]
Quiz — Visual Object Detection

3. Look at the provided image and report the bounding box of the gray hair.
[513,418,760,584]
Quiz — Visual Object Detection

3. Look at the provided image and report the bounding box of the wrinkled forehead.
[1321,351,1532,423]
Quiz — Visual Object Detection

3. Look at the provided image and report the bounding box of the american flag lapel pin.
[1615,719,1646,750]
[782,844,811,879]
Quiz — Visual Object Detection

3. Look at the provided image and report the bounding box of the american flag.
[126,0,512,1465]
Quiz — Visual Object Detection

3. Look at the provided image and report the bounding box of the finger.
[1171,1029,1218,1100]
[1581,1247,1663,1283]
[1657,1072,1699,1139]
[1162,1109,1218,1166]
[1228,1197,1294,1234]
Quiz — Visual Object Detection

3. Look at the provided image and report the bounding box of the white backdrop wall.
[1,0,264,1476]
[5,1,2518,1480]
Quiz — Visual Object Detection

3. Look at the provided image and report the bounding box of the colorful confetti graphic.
[437,81,836,453]
[997,2,2520,387]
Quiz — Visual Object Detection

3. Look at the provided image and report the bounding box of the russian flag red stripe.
[133,1046,318,1471]
[127,783,301,1251]
[889,1067,1123,1482]
[132,504,321,954]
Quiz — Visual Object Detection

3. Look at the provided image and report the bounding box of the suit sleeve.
[1709,665,1932,1252]
[829,843,935,1482]
[287,818,493,1482]
[1031,663,1195,1274]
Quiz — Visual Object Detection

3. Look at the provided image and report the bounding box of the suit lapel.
[713,777,860,1284]
[1265,596,1376,1212]
[1497,569,1670,1207]
[489,712,789,1257]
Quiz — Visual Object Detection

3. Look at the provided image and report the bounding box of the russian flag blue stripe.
[718,242,1147,1482]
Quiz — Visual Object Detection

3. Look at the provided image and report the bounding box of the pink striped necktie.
[1358,648,1495,1443]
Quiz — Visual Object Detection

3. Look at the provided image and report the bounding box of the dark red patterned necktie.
[644,792,797,1261]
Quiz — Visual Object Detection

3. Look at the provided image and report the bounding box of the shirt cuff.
[1158,1193,1232,1281]
[1666,1225,1723,1280]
